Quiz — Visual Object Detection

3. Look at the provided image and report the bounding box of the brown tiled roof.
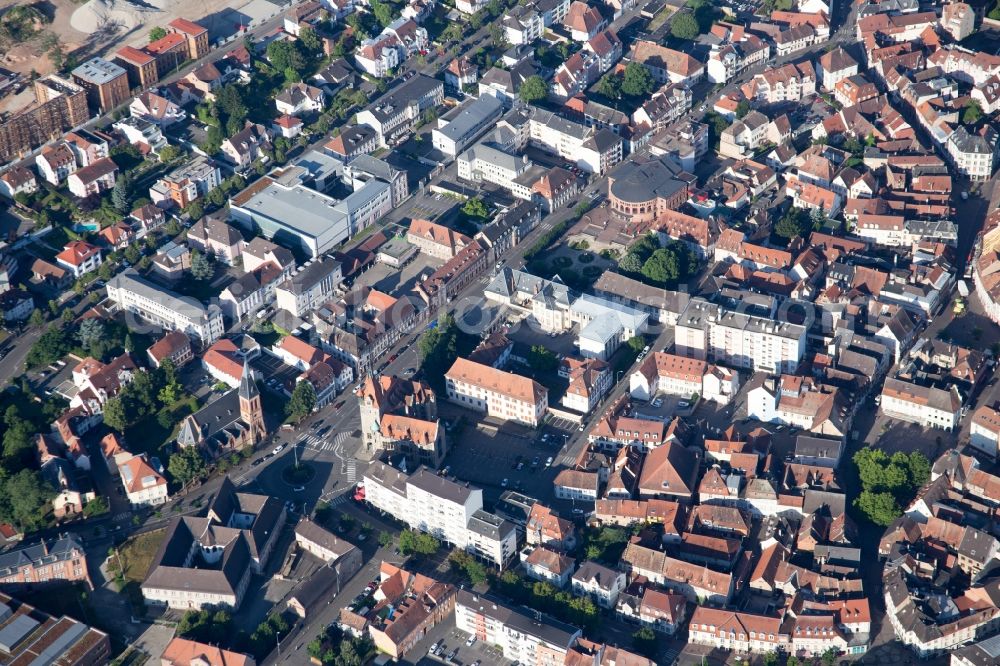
[446,357,547,405]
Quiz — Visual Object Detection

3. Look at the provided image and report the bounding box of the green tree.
[299,26,321,52]
[775,206,811,240]
[641,247,680,285]
[596,73,622,100]
[25,325,71,369]
[398,529,439,555]
[621,62,654,97]
[168,446,207,486]
[763,653,779,666]
[200,125,223,155]
[112,174,132,213]
[462,197,489,220]
[618,252,643,274]
[963,100,983,125]
[267,40,306,74]
[670,12,700,40]
[149,26,167,42]
[631,627,657,657]
[0,470,54,531]
[28,309,45,327]
[189,249,213,281]
[77,318,106,356]
[123,244,142,265]
[519,75,549,103]
[185,200,205,223]
[855,490,900,526]
[101,396,132,432]
[627,336,645,354]
[736,99,751,118]
[217,85,248,128]
[528,345,559,371]
[286,380,317,421]
[158,145,182,163]
[821,648,838,666]
[378,531,394,548]
[370,0,394,28]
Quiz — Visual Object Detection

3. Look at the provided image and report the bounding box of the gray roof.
[678,297,806,341]
[232,179,351,251]
[0,535,85,578]
[281,255,341,294]
[531,109,590,141]
[347,153,401,182]
[72,57,125,85]
[408,468,476,505]
[460,142,527,174]
[953,633,1000,666]
[572,560,621,591]
[467,510,515,540]
[295,519,358,559]
[455,590,580,648]
[143,515,252,596]
[107,269,221,324]
[793,435,843,463]
[361,74,442,123]
[608,155,689,205]
[436,95,503,143]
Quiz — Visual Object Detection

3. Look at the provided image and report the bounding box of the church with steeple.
[177,361,267,458]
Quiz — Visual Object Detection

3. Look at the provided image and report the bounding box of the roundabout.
[280,461,316,486]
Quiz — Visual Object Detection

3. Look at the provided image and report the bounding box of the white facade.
[363,464,517,568]
[674,298,806,374]
[106,270,224,343]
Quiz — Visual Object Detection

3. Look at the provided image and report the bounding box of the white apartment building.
[274,256,342,318]
[106,269,224,344]
[118,454,169,508]
[446,357,548,427]
[454,590,582,666]
[947,126,998,182]
[431,95,504,157]
[571,561,626,609]
[629,352,739,404]
[674,297,806,374]
[970,406,1000,458]
[880,378,961,430]
[457,143,536,200]
[362,463,518,568]
[528,109,619,174]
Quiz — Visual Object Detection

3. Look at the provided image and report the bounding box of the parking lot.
[397,189,460,223]
[354,251,443,296]
[403,616,514,666]
[438,411,565,507]
[251,350,301,394]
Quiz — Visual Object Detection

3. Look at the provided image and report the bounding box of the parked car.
[465,636,476,647]
[272,444,285,455]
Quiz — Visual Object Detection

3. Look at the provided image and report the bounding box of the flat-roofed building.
[106,269,224,344]
[362,463,517,568]
[675,297,806,374]
[71,58,129,113]
[432,94,504,156]
[455,590,582,664]
[230,174,391,259]
[0,592,110,665]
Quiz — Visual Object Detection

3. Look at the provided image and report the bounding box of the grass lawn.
[115,529,166,583]
[110,528,166,613]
